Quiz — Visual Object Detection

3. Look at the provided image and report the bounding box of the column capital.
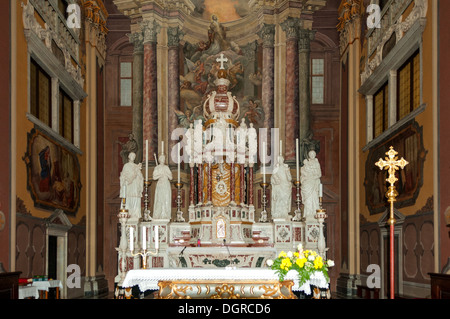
[298,28,316,51]
[140,19,161,44]
[128,31,144,53]
[258,23,276,47]
[280,17,301,40]
[167,26,185,47]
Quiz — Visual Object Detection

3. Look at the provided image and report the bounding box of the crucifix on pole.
[375,146,408,299]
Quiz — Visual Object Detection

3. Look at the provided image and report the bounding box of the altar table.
[32,280,63,299]
[121,268,329,299]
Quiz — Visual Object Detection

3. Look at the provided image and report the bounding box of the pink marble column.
[190,166,195,205]
[167,26,184,164]
[142,20,160,161]
[248,166,254,206]
[230,163,235,203]
[258,24,275,132]
[197,164,203,205]
[281,18,300,162]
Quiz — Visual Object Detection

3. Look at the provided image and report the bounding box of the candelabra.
[315,196,328,258]
[292,180,303,222]
[116,198,129,284]
[130,225,159,269]
[175,182,185,222]
[259,182,269,223]
[143,180,152,221]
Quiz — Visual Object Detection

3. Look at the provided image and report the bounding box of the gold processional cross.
[375,146,409,224]
[375,146,408,299]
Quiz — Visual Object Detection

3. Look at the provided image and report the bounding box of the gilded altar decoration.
[157,280,297,299]
[266,244,334,295]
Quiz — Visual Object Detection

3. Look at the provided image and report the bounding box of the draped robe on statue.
[153,155,173,220]
[120,152,144,220]
[300,150,322,219]
[271,156,292,219]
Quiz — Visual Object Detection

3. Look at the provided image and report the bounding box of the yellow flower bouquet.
[267,244,334,287]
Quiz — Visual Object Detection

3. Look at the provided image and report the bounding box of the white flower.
[287,251,293,258]
[327,260,335,267]
[297,243,303,252]
[308,255,315,261]
[266,259,273,267]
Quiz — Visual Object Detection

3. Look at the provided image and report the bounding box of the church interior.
[1,0,450,301]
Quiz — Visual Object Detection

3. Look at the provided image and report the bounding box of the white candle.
[142,226,146,249]
[129,227,134,252]
[177,143,181,183]
[262,142,266,184]
[296,139,300,181]
[319,183,323,198]
[145,140,149,181]
[155,225,159,249]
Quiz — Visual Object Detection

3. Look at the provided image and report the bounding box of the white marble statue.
[236,119,247,164]
[248,123,257,164]
[185,123,194,163]
[300,150,322,219]
[120,152,144,220]
[153,153,173,220]
[270,155,292,220]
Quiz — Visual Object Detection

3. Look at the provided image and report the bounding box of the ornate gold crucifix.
[375,146,408,299]
[375,146,409,223]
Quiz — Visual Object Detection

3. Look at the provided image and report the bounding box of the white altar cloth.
[121,268,329,295]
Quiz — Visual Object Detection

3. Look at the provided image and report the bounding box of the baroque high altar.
[115,56,328,286]
[112,0,330,287]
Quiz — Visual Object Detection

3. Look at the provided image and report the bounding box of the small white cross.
[216,53,228,70]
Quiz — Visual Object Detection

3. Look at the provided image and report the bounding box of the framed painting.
[23,128,81,215]
[364,121,427,215]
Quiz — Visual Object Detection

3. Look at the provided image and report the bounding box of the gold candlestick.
[259,182,269,223]
[175,182,185,222]
[375,146,408,299]
[292,180,303,221]
[131,247,159,270]
[143,180,152,221]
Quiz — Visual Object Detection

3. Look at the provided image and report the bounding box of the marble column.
[190,165,195,206]
[281,18,301,162]
[240,164,245,206]
[167,26,184,164]
[248,165,254,206]
[198,164,203,205]
[258,24,275,132]
[230,162,235,204]
[141,19,160,163]
[129,31,144,163]
[298,28,316,163]
[207,163,212,203]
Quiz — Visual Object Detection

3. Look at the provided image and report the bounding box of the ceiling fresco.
[191,0,250,22]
